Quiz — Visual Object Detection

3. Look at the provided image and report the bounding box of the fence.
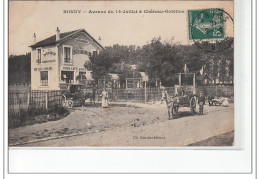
[96,86,234,103]
[8,90,63,128]
[196,86,234,98]
[8,84,30,92]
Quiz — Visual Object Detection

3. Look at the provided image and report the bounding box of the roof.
[108,73,120,80]
[196,73,211,81]
[140,72,148,81]
[30,29,104,49]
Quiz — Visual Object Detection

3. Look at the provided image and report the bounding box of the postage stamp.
[188,9,225,40]
[188,8,234,53]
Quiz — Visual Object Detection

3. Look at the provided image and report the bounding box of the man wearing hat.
[198,92,206,115]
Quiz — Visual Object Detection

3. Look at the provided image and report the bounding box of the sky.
[9,1,233,55]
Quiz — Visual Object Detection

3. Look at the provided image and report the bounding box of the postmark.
[188,8,233,53]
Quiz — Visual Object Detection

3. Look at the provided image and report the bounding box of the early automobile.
[61,84,94,108]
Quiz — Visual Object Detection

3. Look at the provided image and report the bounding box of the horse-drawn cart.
[165,72,198,119]
[170,92,197,115]
[165,86,197,119]
[61,84,95,108]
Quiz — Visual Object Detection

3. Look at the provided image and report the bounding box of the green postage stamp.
[188,9,225,40]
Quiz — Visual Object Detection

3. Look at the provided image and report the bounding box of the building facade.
[30,28,103,90]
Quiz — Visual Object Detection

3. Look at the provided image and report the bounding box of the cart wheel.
[62,100,67,108]
[67,100,74,108]
[190,96,196,113]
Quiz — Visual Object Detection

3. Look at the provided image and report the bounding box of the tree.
[89,37,234,87]
[8,53,31,85]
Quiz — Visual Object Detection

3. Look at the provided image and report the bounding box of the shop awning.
[108,73,120,80]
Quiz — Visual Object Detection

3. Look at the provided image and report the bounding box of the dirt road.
[9,102,234,147]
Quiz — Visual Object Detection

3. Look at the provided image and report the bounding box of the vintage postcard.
[8,0,234,147]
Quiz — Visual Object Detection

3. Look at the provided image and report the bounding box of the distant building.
[29,28,103,90]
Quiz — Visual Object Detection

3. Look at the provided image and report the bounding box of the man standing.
[198,92,206,115]
[161,88,168,102]
[207,93,214,106]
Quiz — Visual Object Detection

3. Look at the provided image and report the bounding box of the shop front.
[30,28,103,91]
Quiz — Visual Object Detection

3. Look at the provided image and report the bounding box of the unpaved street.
[9,102,234,147]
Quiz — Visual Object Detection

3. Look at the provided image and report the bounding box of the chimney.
[33,33,36,44]
[56,27,60,41]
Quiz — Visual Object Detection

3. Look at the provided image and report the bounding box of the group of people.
[161,88,224,115]
[102,88,228,112]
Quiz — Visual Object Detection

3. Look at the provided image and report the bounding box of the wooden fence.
[96,86,234,103]
[8,90,62,128]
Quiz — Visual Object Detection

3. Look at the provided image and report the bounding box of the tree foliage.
[8,53,31,85]
[90,37,234,87]
[8,37,233,87]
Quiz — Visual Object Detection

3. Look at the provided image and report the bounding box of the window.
[61,71,74,83]
[64,47,71,63]
[79,72,86,78]
[40,71,48,86]
[37,49,41,63]
[92,51,98,57]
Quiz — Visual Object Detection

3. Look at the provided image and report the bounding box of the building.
[29,27,103,90]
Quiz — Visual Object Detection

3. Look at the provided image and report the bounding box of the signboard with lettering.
[62,66,86,71]
[43,51,56,57]
[62,66,80,71]
[75,38,89,44]
[34,67,52,71]
[42,48,56,63]
[79,68,86,71]
[73,49,90,55]
[42,60,56,63]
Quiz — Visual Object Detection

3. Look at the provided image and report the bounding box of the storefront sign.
[75,38,89,44]
[43,51,56,57]
[73,49,89,55]
[42,60,56,63]
[62,66,78,71]
[79,67,86,71]
[34,67,52,71]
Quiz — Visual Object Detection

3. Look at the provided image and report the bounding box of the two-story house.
[30,27,103,90]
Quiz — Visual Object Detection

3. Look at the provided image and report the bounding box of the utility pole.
[144,81,147,104]
[104,75,106,88]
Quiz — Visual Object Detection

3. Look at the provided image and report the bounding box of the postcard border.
[3,0,256,176]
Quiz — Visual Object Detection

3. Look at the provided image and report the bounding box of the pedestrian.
[222,97,229,107]
[161,88,168,103]
[100,88,109,108]
[198,92,205,115]
[208,93,214,106]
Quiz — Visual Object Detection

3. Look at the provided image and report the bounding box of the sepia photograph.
[8,1,235,147]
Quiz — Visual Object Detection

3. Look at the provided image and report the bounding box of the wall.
[31,46,59,90]
[57,32,102,82]
[31,31,102,90]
